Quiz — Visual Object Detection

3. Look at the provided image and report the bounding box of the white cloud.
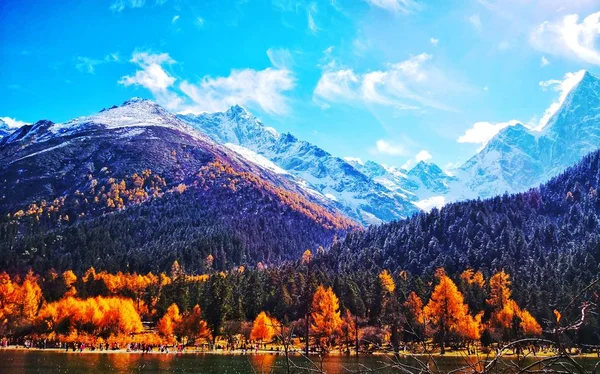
[314,53,461,111]
[375,139,407,156]
[76,53,119,74]
[401,149,432,169]
[537,70,586,129]
[120,50,295,115]
[172,15,179,23]
[344,156,364,165]
[195,17,205,28]
[415,149,432,162]
[531,11,600,65]
[365,0,420,14]
[314,69,360,102]
[430,37,439,46]
[267,48,293,70]
[0,117,29,128]
[118,52,182,110]
[457,120,521,148]
[469,13,482,30]
[119,52,176,91]
[110,0,145,12]
[414,196,446,212]
[540,56,550,67]
[179,67,295,115]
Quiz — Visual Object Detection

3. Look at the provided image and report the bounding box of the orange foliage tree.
[157,303,182,343]
[181,305,210,344]
[487,270,542,339]
[311,285,342,351]
[423,269,481,354]
[250,311,276,343]
[36,296,142,339]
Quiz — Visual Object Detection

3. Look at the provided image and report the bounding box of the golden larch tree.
[423,269,481,354]
[311,285,342,350]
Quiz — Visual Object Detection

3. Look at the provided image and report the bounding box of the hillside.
[323,149,600,321]
[0,99,356,273]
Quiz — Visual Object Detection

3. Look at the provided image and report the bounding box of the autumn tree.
[36,296,142,339]
[62,270,77,297]
[157,303,182,343]
[311,285,342,351]
[487,270,541,341]
[423,269,481,354]
[250,311,276,343]
[181,304,210,344]
[403,291,425,342]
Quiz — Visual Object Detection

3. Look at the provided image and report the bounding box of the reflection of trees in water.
[248,353,277,373]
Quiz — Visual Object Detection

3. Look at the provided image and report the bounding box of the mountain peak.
[226,104,251,118]
[122,97,153,106]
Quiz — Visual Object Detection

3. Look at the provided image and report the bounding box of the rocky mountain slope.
[180,107,425,225]
[0,98,356,272]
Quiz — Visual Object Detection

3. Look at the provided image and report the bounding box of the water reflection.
[0,350,597,374]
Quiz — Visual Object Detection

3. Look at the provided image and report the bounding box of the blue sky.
[2,0,600,171]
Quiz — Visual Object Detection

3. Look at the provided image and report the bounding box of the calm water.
[0,350,598,373]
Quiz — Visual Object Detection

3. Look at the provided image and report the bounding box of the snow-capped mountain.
[0,98,357,267]
[458,70,600,199]
[180,109,419,225]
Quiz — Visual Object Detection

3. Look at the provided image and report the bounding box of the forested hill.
[323,149,600,317]
[0,99,356,273]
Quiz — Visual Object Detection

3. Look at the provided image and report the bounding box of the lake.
[0,350,598,373]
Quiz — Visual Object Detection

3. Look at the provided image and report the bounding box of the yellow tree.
[157,303,182,343]
[487,270,541,339]
[379,270,395,293]
[62,270,78,297]
[424,269,480,354]
[19,270,43,323]
[311,285,342,351]
[250,311,275,343]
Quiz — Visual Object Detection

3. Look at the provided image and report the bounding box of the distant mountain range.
[2,71,600,228]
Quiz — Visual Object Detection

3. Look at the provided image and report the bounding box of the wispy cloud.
[195,16,205,28]
[537,70,586,129]
[172,15,179,23]
[375,139,408,156]
[75,53,119,74]
[307,3,319,33]
[267,48,293,70]
[118,51,182,110]
[430,37,439,46]
[314,53,464,111]
[468,13,482,30]
[540,56,550,67]
[531,11,600,65]
[179,67,295,115]
[365,0,421,14]
[110,0,146,12]
[119,50,296,115]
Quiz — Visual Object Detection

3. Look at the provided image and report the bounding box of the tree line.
[2,254,563,354]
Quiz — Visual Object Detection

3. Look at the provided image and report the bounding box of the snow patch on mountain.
[225,143,288,175]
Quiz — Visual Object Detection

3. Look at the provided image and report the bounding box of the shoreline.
[1,346,598,359]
